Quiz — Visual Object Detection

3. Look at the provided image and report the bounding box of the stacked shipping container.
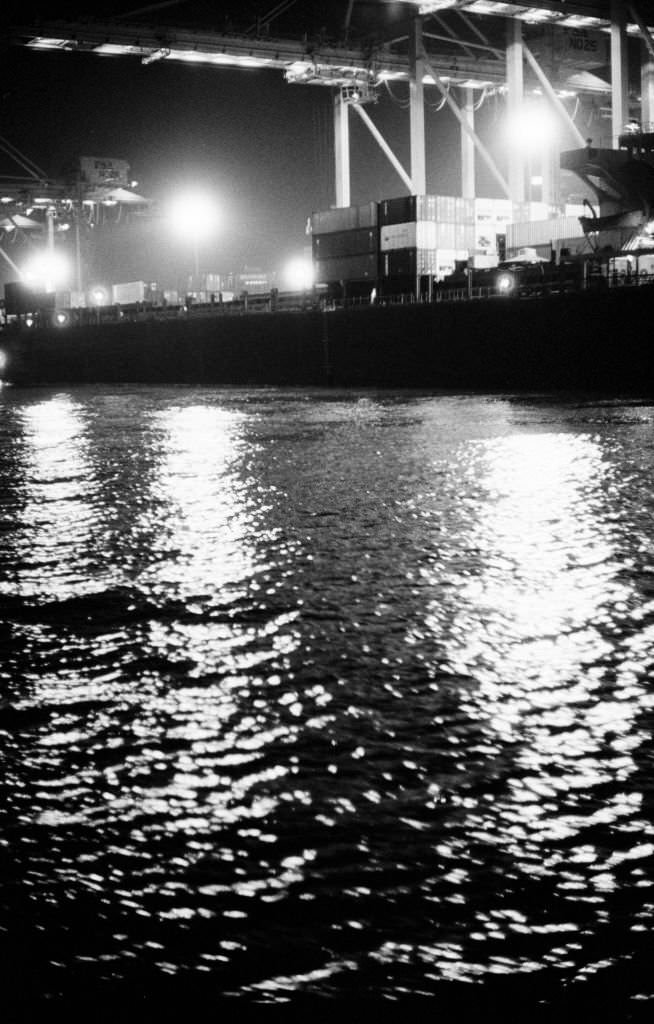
[311,202,378,285]
[505,207,587,258]
[378,194,475,282]
[311,196,587,288]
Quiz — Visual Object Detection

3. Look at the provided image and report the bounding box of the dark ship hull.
[1,283,652,393]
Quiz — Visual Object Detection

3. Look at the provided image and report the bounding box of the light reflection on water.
[0,388,653,1012]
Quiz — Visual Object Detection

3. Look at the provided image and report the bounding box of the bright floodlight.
[496,271,516,294]
[506,105,556,152]
[284,257,314,291]
[90,285,109,305]
[168,190,220,239]
[22,250,70,292]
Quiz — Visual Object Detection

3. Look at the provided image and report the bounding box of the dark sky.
[0,3,510,288]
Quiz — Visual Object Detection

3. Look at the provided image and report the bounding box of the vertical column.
[506,18,525,203]
[409,15,426,195]
[540,145,560,209]
[642,41,654,131]
[334,89,350,208]
[611,0,629,148]
[461,87,476,198]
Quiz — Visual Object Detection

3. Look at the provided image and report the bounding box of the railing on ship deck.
[2,269,654,331]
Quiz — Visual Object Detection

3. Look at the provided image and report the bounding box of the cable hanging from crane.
[383,79,409,109]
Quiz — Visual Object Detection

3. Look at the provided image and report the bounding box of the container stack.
[378,195,475,282]
[505,214,587,259]
[312,202,378,285]
[473,199,550,256]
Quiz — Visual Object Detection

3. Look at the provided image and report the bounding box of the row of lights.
[15,189,315,297]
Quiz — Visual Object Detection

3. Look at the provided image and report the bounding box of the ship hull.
[1,285,652,392]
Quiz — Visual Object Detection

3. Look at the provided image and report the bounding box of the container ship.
[2,141,654,394]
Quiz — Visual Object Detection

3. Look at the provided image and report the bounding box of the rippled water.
[1,386,653,1015]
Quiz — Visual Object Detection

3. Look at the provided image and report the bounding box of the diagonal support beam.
[351,102,415,194]
[523,46,587,148]
[422,57,510,198]
[0,244,23,276]
[628,3,654,59]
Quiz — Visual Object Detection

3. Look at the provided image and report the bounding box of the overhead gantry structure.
[7,1,654,209]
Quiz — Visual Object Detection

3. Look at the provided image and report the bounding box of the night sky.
[0,3,518,288]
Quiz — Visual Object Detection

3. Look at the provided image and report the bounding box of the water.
[1,386,653,1016]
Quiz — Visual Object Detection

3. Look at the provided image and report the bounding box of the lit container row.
[310,201,378,234]
[381,249,470,278]
[379,194,475,226]
[380,221,476,252]
[313,253,378,283]
[312,228,378,260]
[506,215,585,250]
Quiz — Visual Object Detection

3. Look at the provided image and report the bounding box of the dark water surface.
[1,387,653,1016]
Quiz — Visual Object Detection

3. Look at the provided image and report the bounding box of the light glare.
[506,105,556,152]
[167,190,221,239]
[284,258,314,291]
[22,251,70,292]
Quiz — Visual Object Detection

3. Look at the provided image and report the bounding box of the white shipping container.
[469,253,499,269]
[436,222,456,248]
[380,222,415,250]
[381,221,459,251]
[474,220,498,251]
[506,215,583,250]
[112,280,147,305]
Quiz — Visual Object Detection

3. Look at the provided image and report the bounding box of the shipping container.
[380,222,414,251]
[379,195,416,226]
[474,223,499,252]
[112,280,147,305]
[4,281,55,315]
[506,215,584,250]
[381,220,469,250]
[436,195,456,222]
[469,252,499,269]
[311,206,359,234]
[379,194,475,227]
[357,201,378,228]
[310,201,378,235]
[314,252,378,283]
[312,227,378,259]
[457,223,476,250]
[434,222,453,249]
[455,196,475,223]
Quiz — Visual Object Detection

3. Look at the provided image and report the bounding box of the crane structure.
[5,2,654,211]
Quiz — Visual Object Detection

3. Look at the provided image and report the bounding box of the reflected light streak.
[423,430,645,830]
[8,397,98,599]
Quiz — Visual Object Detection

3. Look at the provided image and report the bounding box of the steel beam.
[409,17,427,196]
[506,18,525,203]
[422,57,510,198]
[611,0,630,148]
[629,3,654,129]
[523,45,587,148]
[351,104,414,194]
[334,91,350,207]
[0,244,23,277]
[643,43,654,131]
[461,87,475,198]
